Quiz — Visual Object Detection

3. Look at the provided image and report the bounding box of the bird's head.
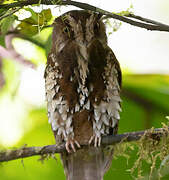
[52,10,107,53]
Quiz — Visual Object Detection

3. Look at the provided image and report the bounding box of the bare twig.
[0,127,168,162]
[0,0,169,32]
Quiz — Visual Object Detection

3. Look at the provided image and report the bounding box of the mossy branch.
[0,127,168,162]
[1,0,169,32]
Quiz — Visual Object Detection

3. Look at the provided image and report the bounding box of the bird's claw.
[65,139,81,153]
[89,135,101,147]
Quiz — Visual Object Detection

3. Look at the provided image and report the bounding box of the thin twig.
[127,13,169,28]
[0,127,168,162]
[0,0,169,32]
[0,7,21,21]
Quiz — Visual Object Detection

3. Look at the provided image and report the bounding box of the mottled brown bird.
[45,10,122,180]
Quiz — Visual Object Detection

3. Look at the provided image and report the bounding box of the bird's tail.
[61,146,113,180]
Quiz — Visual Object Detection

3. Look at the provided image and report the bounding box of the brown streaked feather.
[45,10,122,180]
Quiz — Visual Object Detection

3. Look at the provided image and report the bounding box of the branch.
[0,0,169,32]
[0,127,168,162]
[126,13,169,27]
[0,7,21,21]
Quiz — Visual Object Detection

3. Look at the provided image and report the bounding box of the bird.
[44,10,122,180]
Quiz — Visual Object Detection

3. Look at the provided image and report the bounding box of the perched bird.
[44,10,122,180]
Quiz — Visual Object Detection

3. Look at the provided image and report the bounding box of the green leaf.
[40,9,53,24]
[0,15,16,35]
[18,21,39,36]
[0,8,6,16]
[18,8,52,36]
[24,8,52,26]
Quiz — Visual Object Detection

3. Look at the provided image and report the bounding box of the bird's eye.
[63,26,71,38]
[63,27,69,33]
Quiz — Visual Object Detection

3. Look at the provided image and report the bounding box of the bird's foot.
[65,138,81,153]
[89,135,101,147]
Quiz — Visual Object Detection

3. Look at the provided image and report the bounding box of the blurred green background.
[0,0,169,179]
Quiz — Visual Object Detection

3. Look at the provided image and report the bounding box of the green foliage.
[0,8,7,17]
[0,15,17,35]
[105,125,169,180]
[124,75,169,115]
[104,19,122,34]
[18,8,52,36]
[131,126,169,179]
[33,27,53,56]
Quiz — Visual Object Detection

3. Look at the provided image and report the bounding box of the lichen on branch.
[0,126,168,163]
